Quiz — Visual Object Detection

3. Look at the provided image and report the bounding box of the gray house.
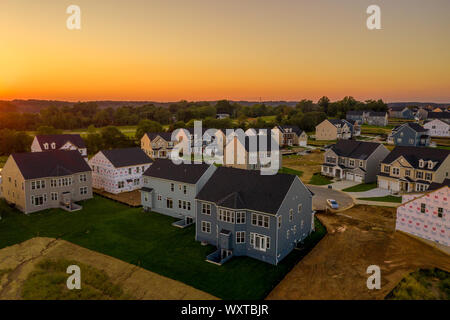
[141,159,217,226]
[346,110,388,126]
[387,123,430,147]
[321,140,390,183]
[389,106,414,119]
[195,167,314,265]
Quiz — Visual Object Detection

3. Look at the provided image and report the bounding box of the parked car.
[326,199,339,209]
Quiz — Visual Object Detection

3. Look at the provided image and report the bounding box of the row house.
[195,167,314,265]
[140,159,217,227]
[387,123,430,147]
[396,181,449,251]
[321,140,390,183]
[315,119,355,141]
[89,148,153,194]
[423,119,450,137]
[0,150,92,214]
[31,134,88,161]
[377,146,450,193]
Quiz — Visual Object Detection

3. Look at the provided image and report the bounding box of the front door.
[186,217,193,225]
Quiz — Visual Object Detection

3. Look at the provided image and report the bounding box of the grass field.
[308,173,332,185]
[0,196,326,300]
[342,183,377,192]
[357,195,402,203]
[278,167,303,177]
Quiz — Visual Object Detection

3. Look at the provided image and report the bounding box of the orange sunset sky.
[1,0,449,102]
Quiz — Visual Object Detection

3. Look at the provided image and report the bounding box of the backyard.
[282,151,324,183]
[0,196,326,300]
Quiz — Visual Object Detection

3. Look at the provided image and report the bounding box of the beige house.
[141,132,177,159]
[272,126,308,147]
[315,119,352,141]
[0,150,93,214]
[378,146,450,193]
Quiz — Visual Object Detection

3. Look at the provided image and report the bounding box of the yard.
[282,151,324,183]
[0,196,325,300]
[308,173,332,185]
[357,195,402,203]
[342,183,377,192]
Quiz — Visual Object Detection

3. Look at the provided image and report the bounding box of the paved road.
[307,185,354,211]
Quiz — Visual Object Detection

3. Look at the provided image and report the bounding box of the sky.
[0,0,449,102]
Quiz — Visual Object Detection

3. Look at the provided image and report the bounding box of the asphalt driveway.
[308,185,354,211]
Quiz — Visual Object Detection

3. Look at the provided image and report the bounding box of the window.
[359,161,364,167]
[289,209,294,222]
[136,167,140,173]
[425,173,432,181]
[171,183,174,192]
[298,204,302,213]
[278,216,282,229]
[31,195,45,206]
[133,179,140,186]
[182,201,186,210]
[236,211,246,224]
[178,200,182,209]
[416,171,424,179]
[128,168,132,175]
[166,198,173,209]
[420,203,426,213]
[384,166,390,174]
[79,174,87,182]
[236,231,245,244]
[142,166,145,172]
[51,143,56,149]
[438,208,443,218]
[349,160,355,167]
[51,192,58,201]
[51,179,57,187]
[201,221,211,233]
[202,203,211,215]
[250,233,270,252]
[187,202,191,211]
[219,209,235,223]
[80,187,88,195]
[157,194,162,201]
[44,143,49,150]
[183,185,187,194]
[392,168,400,175]
[405,170,411,177]
[409,139,414,144]
[251,213,269,228]
[118,181,124,189]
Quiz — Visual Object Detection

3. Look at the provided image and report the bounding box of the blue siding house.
[141,159,217,226]
[387,123,430,147]
[195,167,314,265]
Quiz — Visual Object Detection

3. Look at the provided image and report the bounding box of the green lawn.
[278,167,303,177]
[0,196,325,300]
[342,183,377,192]
[308,173,332,185]
[357,195,402,203]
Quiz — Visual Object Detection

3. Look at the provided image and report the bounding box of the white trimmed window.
[298,204,302,213]
[236,211,246,224]
[80,187,88,195]
[202,203,211,215]
[236,231,245,244]
[166,198,173,209]
[79,174,87,182]
[250,233,270,251]
[51,192,58,201]
[218,209,235,223]
[251,213,269,228]
[201,221,211,233]
[289,209,294,222]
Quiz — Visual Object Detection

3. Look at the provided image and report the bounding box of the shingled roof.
[35,134,86,149]
[12,150,91,180]
[143,158,212,184]
[101,148,152,168]
[380,146,450,171]
[196,167,301,215]
[330,140,382,160]
[145,132,174,141]
[427,112,450,120]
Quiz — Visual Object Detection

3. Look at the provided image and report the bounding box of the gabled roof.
[380,146,450,171]
[329,140,382,160]
[427,112,450,120]
[346,110,365,116]
[392,122,428,133]
[145,132,174,141]
[368,111,387,117]
[12,150,91,180]
[196,167,301,215]
[428,179,450,191]
[277,125,303,135]
[35,134,86,150]
[101,148,152,168]
[390,106,408,112]
[143,158,212,184]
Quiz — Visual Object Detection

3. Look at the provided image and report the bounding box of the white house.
[31,134,88,160]
[424,119,450,137]
[89,148,153,194]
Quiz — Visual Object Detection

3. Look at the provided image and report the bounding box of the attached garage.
[299,140,307,147]
[355,175,363,183]
[346,172,354,181]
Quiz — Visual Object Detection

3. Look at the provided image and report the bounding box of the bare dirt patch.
[94,189,142,207]
[267,205,450,300]
[283,151,324,183]
[0,237,217,300]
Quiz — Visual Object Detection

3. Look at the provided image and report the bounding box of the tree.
[317,96,330,113]
[135,119,163,140]
[36,126,62,135]
[100,126,133,149]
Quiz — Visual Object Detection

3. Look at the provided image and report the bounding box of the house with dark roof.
[377,146,450,193]
[346,110,388,126]
[272,125,308,146]
[424,119,450,137]
[195,166,314,265]
[387,123,430,147]
[141,159,217,226]
[0,150,92,214]
[31,134,88,160]
[89,148,153,194]
[321,140,390,183]
[426,112,450,124]
[389,106,414,119]
[141,132,178,159]
[315,119,354,141]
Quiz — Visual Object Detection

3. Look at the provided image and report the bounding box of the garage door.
[355,175,363,183]
[346,172,354,181]
[299,140,307,147]
[379,179,388,189]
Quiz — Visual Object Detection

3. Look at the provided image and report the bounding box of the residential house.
[387,123,430,147]
[366,111,389,126]
[141,159,217,226]
[396,180,449,251]
[424,119,450,137]
[416,108,429,121]
[321,140,390,183]
[31,134,88,160]
[89,148,153,194]
[427,112,450,124]
[315,119,353,141]
[195,167,314,265]
[272,125,308,147]
[0,150,92,214]
[389,106,414,119]
[377,146,450,193]
[346,110,367,123]
[224,133,281,171]
[141,132,177,159]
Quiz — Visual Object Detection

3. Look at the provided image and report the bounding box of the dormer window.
[43,143,49,150]
[419,159,424,168]
[428,161,434,169]
[51,143,56,149]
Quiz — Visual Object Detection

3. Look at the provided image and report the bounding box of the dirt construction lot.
[268,205,450,300]
[0,237,216,300]
[283,151,323,183]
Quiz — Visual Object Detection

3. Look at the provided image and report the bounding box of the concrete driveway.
[348,187,391,198]
[308,185,354,211]
[326,180,359,191]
